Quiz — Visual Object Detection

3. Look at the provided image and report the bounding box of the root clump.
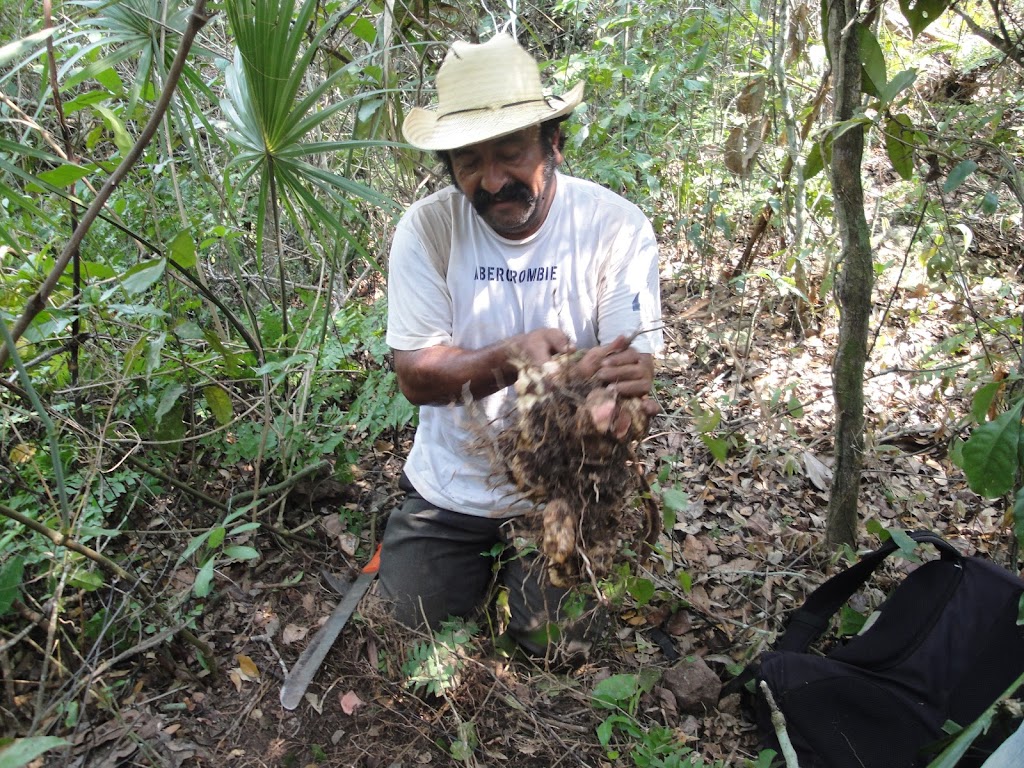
[486,351,655,587]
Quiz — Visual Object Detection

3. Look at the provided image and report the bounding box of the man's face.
[449,125,562,239]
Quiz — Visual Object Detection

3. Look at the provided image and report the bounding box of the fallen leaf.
[337,532,359,556]
[304,692,323,714]
[340,690,364,715]
[10,442,36,464]
[235,654,260,680]
[282,624,308,645]
[803,451,833,490]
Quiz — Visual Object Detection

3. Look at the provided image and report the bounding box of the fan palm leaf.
[221,0,397,337]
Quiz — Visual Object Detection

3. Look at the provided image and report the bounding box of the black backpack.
[736,530,1024,767]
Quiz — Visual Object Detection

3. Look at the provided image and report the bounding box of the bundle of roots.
[483,351,658,588]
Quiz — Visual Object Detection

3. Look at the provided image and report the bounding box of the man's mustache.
[473,182,534,213]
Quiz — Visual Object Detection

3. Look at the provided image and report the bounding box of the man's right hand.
[392,326,573,406]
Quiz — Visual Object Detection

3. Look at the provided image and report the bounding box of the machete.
[279,544,381,710]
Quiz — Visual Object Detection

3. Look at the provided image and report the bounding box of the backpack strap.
[776,530,962,653]
[720,530,962,699]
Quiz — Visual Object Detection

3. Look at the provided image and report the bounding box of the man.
[380,33,663,654]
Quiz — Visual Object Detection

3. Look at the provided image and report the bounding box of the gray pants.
[377,483,600,656]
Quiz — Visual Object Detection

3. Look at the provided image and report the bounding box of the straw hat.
[402,33,584,151]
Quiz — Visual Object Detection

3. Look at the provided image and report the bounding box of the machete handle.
[362,543,382,575]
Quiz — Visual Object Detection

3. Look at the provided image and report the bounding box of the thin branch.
[0,0,212,371]
[951,4,1024,69]
[0,503,218,675]
[760,681,801,768]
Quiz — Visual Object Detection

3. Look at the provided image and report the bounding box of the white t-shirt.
[386,173,663,518]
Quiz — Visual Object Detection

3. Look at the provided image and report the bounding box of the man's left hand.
[576,335,658,405]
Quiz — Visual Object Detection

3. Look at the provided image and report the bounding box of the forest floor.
[37,203,1023,768]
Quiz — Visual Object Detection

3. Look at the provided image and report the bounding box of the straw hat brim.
[403,81,585,151]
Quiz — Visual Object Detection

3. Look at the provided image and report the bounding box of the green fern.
[401,619,478,697]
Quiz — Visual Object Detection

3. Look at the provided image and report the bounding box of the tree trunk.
[825,0,873,549]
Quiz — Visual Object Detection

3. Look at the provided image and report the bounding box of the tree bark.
[825,0,873,549]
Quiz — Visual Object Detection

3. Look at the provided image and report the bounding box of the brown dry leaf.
[736,76,766,115]
[235,654,260,680]
[340,690,364,715]
[282,623,309,645]
[802,451,833,490]
[305,692,324,714]
[9,442,36,464]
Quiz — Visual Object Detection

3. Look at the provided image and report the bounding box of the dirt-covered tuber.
[480,350,657,587]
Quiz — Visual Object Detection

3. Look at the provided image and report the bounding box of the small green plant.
[0,737,69,768]
[401,618,478,697]
[591,671,778,767]
[448,721,478,763]
[177,503,261,598]
[592,670,691,766]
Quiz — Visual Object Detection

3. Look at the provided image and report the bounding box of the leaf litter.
[13,219,1024,767]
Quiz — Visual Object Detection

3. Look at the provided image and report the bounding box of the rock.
[661,656,722,714]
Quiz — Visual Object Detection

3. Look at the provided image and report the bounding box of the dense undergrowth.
[1,0,1023,764]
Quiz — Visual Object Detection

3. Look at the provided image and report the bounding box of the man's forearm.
[393,342,518,405]
[393,328,574,406]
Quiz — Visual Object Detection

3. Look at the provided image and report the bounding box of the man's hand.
[577,335,656,399]
[510,328,574,365]
[392,327,573,406]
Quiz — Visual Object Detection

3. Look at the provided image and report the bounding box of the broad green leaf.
[121,258,166,296]
[943,159,978,194]
[593,673,642,707]
[37,164,91,187]
[970,381,1002,424]
[701,435,729,463]
[0,557,25,617]
[155,382,185,425]
[866,518,889,541]
[178,529,215,565]
[175,321,204,340]
[93,66,123,95]
[662,487,689,514]
[857,24,886,98]
[884,113,917,180]
[348,16,376,43]
[222,545,260,561]
[889,528,919,559]
[92,104,133,156]
[357,98,384,123]
[169,231,197,269]
[804,139,831,179]
[146,332,166,375]
[68,568,104,592]
[203,385,233,426]
[626,576,656,606]
[202,331,242,377]
[839,605,867,636]
[208,526,226,550]
[0,737,69,768]
[62,90,108,115]
[958,400,1024,498]
[194,558,216,597]
[898,0,952,38]
[879,68,918,104]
